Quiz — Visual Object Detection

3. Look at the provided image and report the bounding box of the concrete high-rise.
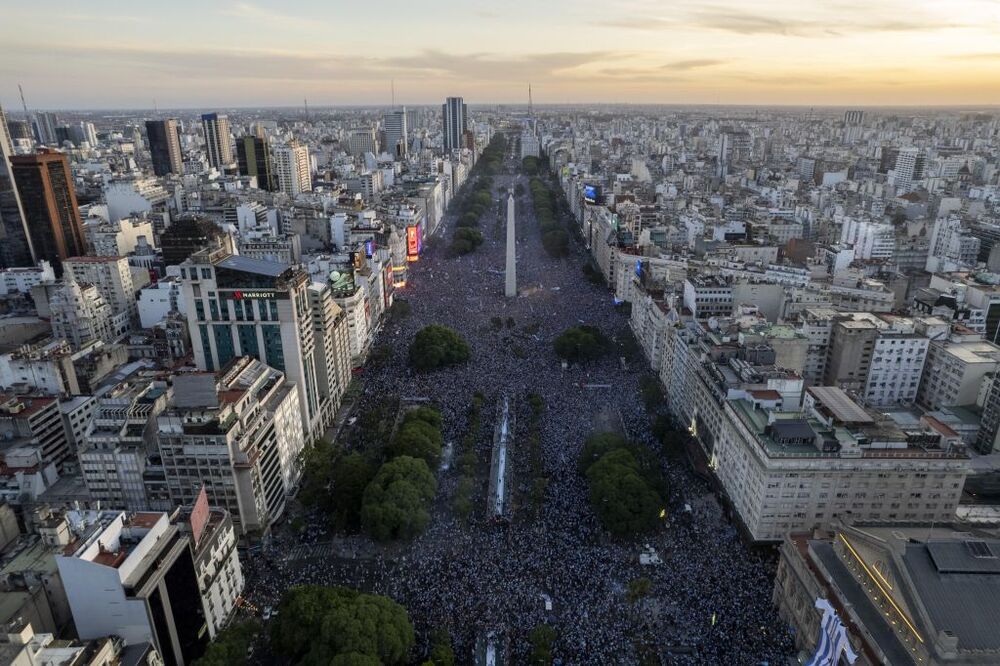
[273,140,311,195]
[442,97,467,152]
[10,148,86,274]
[236,135,275,190]
[0,108,34,268]
[383,108,408,158]
[200,113,233,169]
[145,119,183,176]
[178,250,348,440]
[34,112,59,145]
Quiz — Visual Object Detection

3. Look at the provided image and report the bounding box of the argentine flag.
[805,598,858,666]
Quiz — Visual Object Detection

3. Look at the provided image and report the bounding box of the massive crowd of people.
[242,151,795,664]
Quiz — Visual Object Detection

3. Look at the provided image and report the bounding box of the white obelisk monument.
[504,192,517,297]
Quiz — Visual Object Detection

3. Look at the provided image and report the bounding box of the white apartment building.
[716,388,969,542]
[863,331,929,407]
[63,256,137,322]
[917,334,1000,410]
[273,141,311,195]
[137,277,186,329]
[49,281,117,350]
[155,359,305,537]
[0,261,55,296]
[839,218,894,260]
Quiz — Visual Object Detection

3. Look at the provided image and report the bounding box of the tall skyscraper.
[0,107,34,268]
[347,127,377,157]
[34,111,59,145]
[273,140,311,194]
[10,148,86,274]
[235,135,275,190]
[383,108,408,158]
[442,97,467,152]
[200,113,233,169]
[146,119,184,176]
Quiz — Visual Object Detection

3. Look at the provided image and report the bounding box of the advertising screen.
[584,184,598,204]
[365,239,374,257]
[407,226,419,257]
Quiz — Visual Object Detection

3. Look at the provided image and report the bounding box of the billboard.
[365,239,374,257]
[407,225,420,258]
[584,184,598,204]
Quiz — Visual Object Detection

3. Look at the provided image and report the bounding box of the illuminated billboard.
[407,226,420,259]
[365,239,374,257]
[584,184,599,204]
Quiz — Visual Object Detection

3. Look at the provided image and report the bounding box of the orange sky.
[2,0,999,108]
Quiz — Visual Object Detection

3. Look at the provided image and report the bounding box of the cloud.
[662,58,729,70]
[601,8,970,37]
[381,49,623,80]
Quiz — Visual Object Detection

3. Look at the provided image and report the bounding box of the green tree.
[271,586,414,665]
[578,432,629,473]
[586,449,663,536]
[409,325,471,372]
[194,620,259,665]
[427,627,456,666]
[330,452,376,530]
[553,325,610,364]
[361,456,437,541]
[386,410,444,468]
[528,624,556,665]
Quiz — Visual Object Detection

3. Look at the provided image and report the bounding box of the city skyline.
[2,0,1000,109]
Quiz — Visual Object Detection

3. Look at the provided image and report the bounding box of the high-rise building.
[200,113,233,169]
[383,108,408,158]
[273,140,311,194]
[56,510,210,665]
[347,128,377,157]
[178,251,348,440]
[48,280,117,349]
[63,256,138,322]
[145,119,183,176]
[155,361,305,536]
[0,108,33,268]
[235,135,275,190]
[10,148,86,275]
[33,112,59,145]
[442,97,467,152]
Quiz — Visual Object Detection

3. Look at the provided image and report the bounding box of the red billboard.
[407,226,419,258]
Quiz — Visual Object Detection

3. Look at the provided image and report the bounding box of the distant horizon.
[6,102,1000,115]
[3,1,999,109]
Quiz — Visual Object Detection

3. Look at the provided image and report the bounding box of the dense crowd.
[242,153,795,665]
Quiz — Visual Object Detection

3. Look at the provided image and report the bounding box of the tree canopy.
[361,456,437,541]
[409,325,471,372]
[194,620,258,666]
[553,325,610,364]
[271,586,414,665]
[585,448,663,536]
[385,407,444,468]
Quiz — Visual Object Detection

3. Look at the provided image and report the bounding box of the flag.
[805,598,858,666]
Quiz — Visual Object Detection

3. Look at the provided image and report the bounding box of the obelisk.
[504,193,517,297]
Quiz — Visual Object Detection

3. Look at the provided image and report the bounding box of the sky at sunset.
[2,0,1000,109]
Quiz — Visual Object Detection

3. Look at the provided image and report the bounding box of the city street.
[243,140,795,665]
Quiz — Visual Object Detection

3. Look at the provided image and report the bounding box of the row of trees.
[529,175,570,257]
[453,393,485,521]
[579,432,666,536]
[448,135,506,256]
[361,405,443,541]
